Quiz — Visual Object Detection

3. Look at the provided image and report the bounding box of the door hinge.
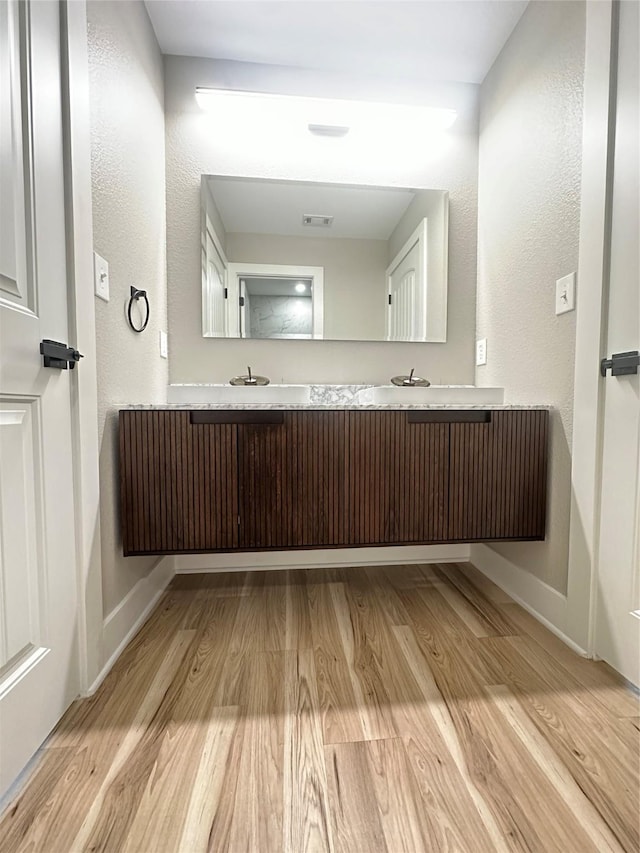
[239,296,245,307]
[224,287,228,299]
[388,294,392,305]
[237,515,241,526]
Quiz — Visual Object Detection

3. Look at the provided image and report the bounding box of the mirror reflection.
[201,176,449,342]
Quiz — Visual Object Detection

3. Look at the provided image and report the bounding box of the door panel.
[386,220,427,342]
[238,420,293,549]
[0,0,79,798]
[346,411,449,544]
[0,401,42,671]
[120,411,239,553]
[595,0,640,686]
[448,410,548,541]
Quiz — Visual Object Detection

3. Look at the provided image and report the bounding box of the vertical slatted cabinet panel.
[237,418,290,549]
[448,409,548,541]
[119,411,238,554]
[290,411,349,546]
[345,411,449,544]
[237,411,348,549]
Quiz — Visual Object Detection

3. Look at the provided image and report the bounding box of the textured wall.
[87,0,168,616]
[225,232,388,342]
[474,0,585,593]
[165,56,479,385]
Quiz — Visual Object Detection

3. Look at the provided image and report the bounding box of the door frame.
[565,0,620,655]
[227,262,324,339]
[59,0,103,693]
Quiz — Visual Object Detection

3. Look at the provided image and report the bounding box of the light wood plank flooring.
[1,562,638,852]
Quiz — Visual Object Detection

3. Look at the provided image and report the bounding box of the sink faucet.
[404,368,417,386]
[229,366,270,386]
[390,368,431,387]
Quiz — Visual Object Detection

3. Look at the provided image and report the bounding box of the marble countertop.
[122,402,552,411]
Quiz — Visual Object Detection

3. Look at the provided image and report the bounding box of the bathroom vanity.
[119,395,548,556]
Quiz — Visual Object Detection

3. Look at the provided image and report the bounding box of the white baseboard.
[87,556,176,695]
[469,544,588,656]
[175,544,470,574]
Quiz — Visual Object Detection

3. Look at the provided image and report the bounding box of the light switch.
[159,330,168,359]
[476,338,487,366]
[556,272,576,315]
[94,252,109,302]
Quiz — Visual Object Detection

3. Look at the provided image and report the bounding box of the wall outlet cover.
[556,272,576,315]
[93,252,109,302]
[159,330,168,359]
[476,338,487,366]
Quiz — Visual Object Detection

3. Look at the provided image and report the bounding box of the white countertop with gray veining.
[120,384,551,411]
[123,402,551,411]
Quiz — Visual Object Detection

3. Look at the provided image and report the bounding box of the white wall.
[474,0,585,594]
[226,232,388,341]
[87,1,169,624]
[165,56,479,385]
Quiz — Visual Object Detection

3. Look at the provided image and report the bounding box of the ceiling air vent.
[302,214,334,227]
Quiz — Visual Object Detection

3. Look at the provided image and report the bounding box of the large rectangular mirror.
[201,176,449,342]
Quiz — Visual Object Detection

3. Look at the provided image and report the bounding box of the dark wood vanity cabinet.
[448,409,548,541]
[119,408,548,556]
[120,410,239,554]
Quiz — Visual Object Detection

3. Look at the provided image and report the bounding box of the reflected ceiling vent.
[302,214,334,227]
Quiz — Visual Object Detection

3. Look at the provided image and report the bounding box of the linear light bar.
[195,88,457,136]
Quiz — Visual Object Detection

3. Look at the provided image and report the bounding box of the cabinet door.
[238,411,348,548]
[345,411,449,544]
[448,409,548,541]
[120,411,238,554]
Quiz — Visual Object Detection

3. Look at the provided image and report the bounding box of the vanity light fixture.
[295,282,307,293]
[194,87,457,137]
[302,214,333,227]
[308,123,350,138]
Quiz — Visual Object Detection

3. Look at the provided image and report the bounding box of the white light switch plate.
[476,338,487,366]
[93,252,109,302]
[556,272,576,315]
[159,330,168,359]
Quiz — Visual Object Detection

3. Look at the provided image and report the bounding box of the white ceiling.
[145,1,529,85]
[206,176,422,240]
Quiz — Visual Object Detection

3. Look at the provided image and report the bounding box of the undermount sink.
[167,383,311,404]
[358,385,505,405]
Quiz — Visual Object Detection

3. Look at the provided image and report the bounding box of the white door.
[594,0,640,687]
[387,219,427,341]
[202,228,227,337]
[239,278,249,337]
[0,0,79,797]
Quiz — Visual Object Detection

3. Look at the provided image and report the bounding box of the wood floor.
[1,562,638,853]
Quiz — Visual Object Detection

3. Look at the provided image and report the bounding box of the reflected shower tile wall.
[250,295,312,339]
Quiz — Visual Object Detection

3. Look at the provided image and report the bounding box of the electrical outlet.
[94,252,109,302]
[159,330,168,359]
[556,272,576,315]
[476,338,487,366]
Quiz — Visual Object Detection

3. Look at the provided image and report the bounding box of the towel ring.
[127,286,150,333]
